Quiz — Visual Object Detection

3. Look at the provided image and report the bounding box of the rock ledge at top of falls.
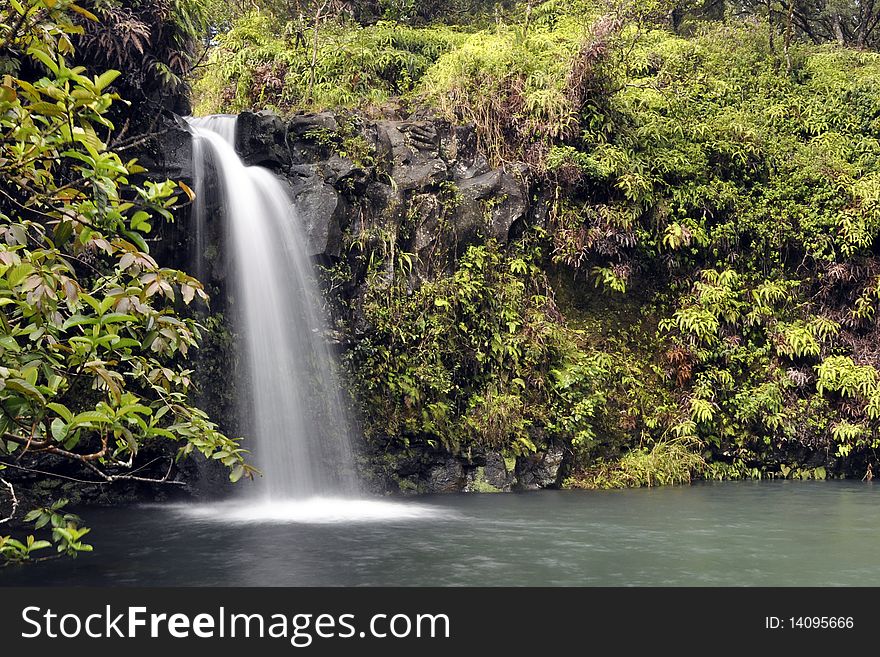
[150,110,531,264]
[229,110,532,259]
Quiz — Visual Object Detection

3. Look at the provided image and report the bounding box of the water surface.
[3,481,879,586]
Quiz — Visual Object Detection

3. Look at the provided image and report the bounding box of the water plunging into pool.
[186,115,390,522]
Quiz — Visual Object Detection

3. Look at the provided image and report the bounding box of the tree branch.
[0,460,108,485]
[0,455,186,487]
[0,477,18,525]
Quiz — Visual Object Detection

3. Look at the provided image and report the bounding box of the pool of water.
[3,481,879,586]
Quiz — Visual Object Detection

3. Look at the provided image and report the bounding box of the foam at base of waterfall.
[168,497,456,524]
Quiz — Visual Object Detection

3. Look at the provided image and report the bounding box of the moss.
[469,467,501,493]
[396,477,420,493]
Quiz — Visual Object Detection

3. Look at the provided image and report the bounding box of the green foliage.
[345,231,610,458]
[421,10,600,165]
[420,1,682,166]
[652,264,852,457]
[1,498,96,562]
[564,437,705,489]
[532,20,880,473]
[742,0,880,50]
[702,459,764,481]
[0,0,254,562]
[194,13,465,114]
[0,534,54,562]
[540,24,880,269]
[779,464,828,480]
[188,1,880,484]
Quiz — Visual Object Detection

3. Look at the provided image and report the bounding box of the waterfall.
[187,115,357,501]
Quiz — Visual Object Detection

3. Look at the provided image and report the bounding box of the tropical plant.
[0,0,254,562]
[193,12,464,114]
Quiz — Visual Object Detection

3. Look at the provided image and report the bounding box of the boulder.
[516,444,565,490]
[287,164,346,258]
[379,121,449,191]
[408,193,443,259]
[455,169,528,243]
[139,114,193,182]
[323,154,370,195]
[236,110,290,168]
[464,452,516,493]
[288,112,339,138]
[425,458,466,493]
[445,124,491,180]
[286,112,341,164]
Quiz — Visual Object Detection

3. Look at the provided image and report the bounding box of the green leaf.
[100,313,137,325]
[69,411,109,427]
[27,49,59,75]
[130,211,151,231]
[123,230,149,253]
[53,220,74,247]
[0,84,16,103]
[94,70,121,91]
[0,335,19,352]
[47,402,73,422]
[27,101,65,117]
[5,378,45,404]
[4,538,27,551]
[50,418,68,441]
[7,263,34,287]
[62,315,98,330]
[23,510,42,523]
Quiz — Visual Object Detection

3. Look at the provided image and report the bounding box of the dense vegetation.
[193,0,880,487]
[0,0,252,564]
[6,0,880,562]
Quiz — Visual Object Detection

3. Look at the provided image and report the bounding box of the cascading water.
[187,115,357,502]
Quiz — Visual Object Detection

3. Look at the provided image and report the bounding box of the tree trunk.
[832,14,846,46]
[784,0,794,72]
[308,1,330,104]
[856,0,875,47]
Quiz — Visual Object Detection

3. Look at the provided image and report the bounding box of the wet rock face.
[286,164,347,258]
[148,110,532,270]
[458,169,528,243]
[383,121,448,191]
[138,114,194,182]
[426,458,466,493]
[362,448,561,495]
[464,452,518,493]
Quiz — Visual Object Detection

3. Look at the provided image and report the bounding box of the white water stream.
[188,116,359,507]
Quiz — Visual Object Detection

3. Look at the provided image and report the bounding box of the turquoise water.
[3,481,879,586]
